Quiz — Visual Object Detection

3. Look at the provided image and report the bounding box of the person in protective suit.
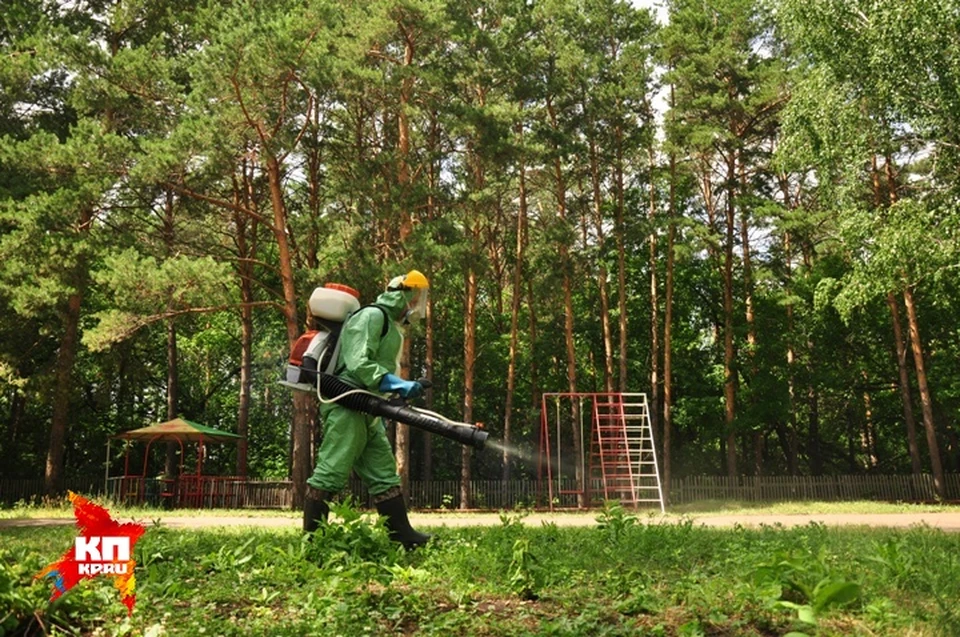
[304,270,431,549]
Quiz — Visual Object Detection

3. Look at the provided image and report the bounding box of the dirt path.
[4,511,960,531]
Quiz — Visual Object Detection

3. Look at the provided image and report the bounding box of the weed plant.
[2,501,958,636]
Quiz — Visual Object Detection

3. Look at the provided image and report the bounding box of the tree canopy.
[2,0,959,502]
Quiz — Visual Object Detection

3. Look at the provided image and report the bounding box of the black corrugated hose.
[317,372,488,450]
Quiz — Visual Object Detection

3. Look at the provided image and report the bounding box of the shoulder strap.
[368,303,390,338]
[321,332,342,376]
[344,304,390,336]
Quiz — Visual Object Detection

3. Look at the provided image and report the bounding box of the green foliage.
[84,249,234,350]
[3,0,960,498]
[305,497,400,569]
[3,518,960,634]
[0,538,130,636]
[595,500,639,542]
[507,537,542,600]
[753,542,861,629]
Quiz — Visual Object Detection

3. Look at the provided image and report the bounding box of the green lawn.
[0,501,300,520]
[2,503,958,636]
[667,499,958,516]
[2,498,954,520]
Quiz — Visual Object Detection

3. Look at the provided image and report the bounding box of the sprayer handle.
[379,373,423,398]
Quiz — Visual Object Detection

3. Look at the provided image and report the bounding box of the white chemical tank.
[308,283,361,321]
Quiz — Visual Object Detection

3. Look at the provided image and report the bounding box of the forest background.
[2,0,959,508]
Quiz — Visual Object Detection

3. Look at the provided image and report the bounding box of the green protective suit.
[306,289,411,496]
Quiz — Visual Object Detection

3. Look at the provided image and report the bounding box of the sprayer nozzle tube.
[314,372,488,450]
[459,426,489,450]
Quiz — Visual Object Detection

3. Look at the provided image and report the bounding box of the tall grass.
[2,497,954,520]
[2,502,958,635]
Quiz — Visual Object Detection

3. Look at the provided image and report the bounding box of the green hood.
[374,289,412,321]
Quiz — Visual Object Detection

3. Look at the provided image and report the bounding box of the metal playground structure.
[538,393,664,512]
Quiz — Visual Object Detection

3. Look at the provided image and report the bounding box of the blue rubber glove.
[379,373,423,399]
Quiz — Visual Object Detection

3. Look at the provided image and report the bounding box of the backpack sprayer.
[279,284,488,450]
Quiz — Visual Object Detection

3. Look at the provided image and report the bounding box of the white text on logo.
[75,537,132,575]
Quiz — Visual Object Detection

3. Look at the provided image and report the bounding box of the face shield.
[388,270,430,324]
[405,287,428,323]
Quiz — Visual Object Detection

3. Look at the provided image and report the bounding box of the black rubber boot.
[375,490,431,550]
[303,489,332,534]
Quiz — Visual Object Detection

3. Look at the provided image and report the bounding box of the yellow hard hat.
[388,269,429,291]
[402,269,429,289]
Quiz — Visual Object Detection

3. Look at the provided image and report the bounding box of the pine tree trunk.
[547,96,581,506]
[45,205,94,494]
[46,288,83,494]
[164,191,179,478]
[739,155,758,475]
[422,289,434,481]
[46,39,119,494]
[384,41,417,496]
[396,28,415,245]
[948,429,960,474]
[861,370,878,469]
[663,145,676,500]
[807,362,823,475]
[562,256,581,504]
[885,152,943,495]
[304,102,323,271]
[648,147,660,435]
[460,100,488,508]
[165,320,179,475]
[235,165,259,478]
[397,338,411,495]
[871,157,922,476]
[422,112,440,482]
[615,126,628,391]
[782,221,799,475]
[461,264,478,509]
[804,239,822,476]
[753,431,765,476]
[887,293,922,475]
[700,157,720,347]
[698,155,726,468]
[903,285,946,498]
[527,277,540,422]
[723,154,737,478]
[590,139,615,393]
[846,400,859,472]
[7,392,25,453]
[265,152,311,508]
[504,125,529,481]
[741,195,756,358]
[238,295,252,478]
[47,46,123,494]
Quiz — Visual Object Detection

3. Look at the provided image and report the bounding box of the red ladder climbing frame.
[538,392,664,512]
[590,394,664,510]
